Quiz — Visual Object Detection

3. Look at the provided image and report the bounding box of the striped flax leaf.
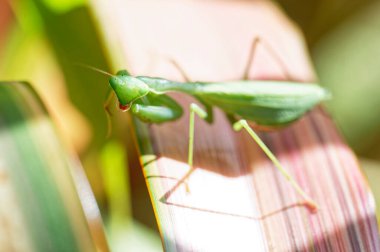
[90,1,380,251]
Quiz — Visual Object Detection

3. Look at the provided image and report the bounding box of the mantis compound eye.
[109,75,150,108]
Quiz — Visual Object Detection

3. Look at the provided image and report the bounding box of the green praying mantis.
[93,38,330,212]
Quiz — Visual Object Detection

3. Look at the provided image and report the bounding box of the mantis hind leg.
[233,119,318,211]
[242,37,293,80]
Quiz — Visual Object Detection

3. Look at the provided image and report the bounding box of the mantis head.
[109,69,150,111]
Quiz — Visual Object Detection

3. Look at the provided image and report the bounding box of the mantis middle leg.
[167,57,214,124]
[188,103,208,169]
[154,102,210,203]
[182,103,211,192]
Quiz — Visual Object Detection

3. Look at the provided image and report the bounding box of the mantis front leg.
[233,119,318,211]
[131,93,183,123]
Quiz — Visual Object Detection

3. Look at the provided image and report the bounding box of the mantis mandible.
[101,38,330,212]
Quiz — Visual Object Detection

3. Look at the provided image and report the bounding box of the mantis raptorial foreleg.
[232,119,318,210]
[131,94,183,123]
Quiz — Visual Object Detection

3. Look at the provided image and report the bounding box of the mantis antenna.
[74,62,115,77]
[75,63,116,138]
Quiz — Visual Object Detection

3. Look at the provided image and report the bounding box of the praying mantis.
[98,38,330,211]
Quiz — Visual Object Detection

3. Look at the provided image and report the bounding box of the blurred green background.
[0,0,379,250]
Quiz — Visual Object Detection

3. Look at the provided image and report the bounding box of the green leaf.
[313,1,380,158]
[0,81,102,251]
